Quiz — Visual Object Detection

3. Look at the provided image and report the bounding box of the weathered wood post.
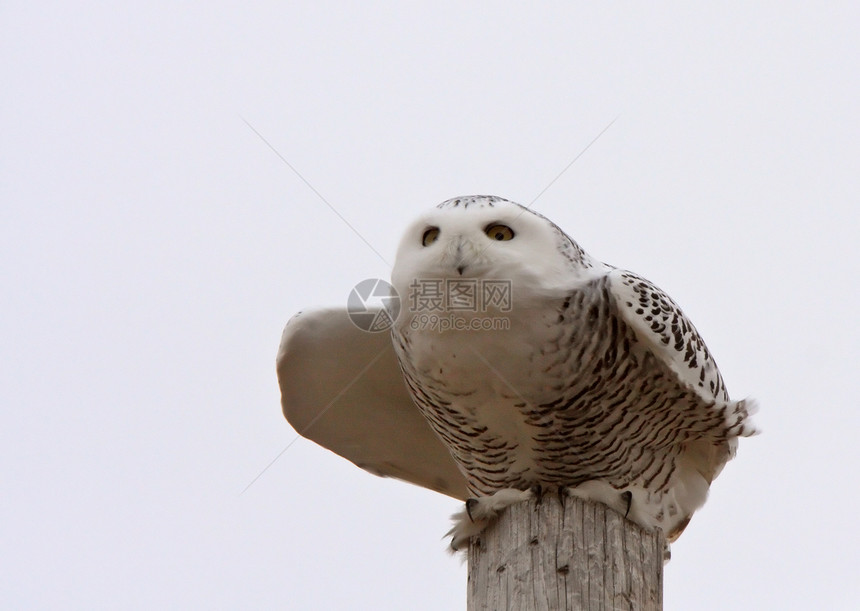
[468,495,664,610]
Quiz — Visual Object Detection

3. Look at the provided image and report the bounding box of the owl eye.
[485,224,515,241]
[422,227,440,246]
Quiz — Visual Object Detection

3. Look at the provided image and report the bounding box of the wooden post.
[467,495,664,611]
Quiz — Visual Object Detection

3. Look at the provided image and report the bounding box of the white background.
[3,2,858,609]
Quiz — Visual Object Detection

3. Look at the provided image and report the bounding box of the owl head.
[391,196,601,314]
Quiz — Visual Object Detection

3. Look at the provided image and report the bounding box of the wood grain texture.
[468,495,663,611]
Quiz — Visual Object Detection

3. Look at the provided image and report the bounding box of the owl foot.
[447,488,534,552]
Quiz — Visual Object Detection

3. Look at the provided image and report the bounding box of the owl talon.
[622,491,633,518]
[558,486,568,507]
[466,498,479,522]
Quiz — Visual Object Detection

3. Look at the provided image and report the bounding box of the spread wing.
[606,269,758,484]
[276,308,469,500]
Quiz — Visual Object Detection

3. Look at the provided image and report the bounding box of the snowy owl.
[277,195,757,551]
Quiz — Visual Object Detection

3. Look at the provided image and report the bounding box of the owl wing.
[277,308,469,500]
[606,269,757,484]
[606,268,732,402]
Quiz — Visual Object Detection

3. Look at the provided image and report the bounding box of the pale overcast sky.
[2,3,858,609]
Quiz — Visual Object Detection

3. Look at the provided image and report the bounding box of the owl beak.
[453,238,468,275]
[453,236,471,276]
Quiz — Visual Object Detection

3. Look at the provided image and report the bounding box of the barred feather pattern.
[392,274,755,539]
